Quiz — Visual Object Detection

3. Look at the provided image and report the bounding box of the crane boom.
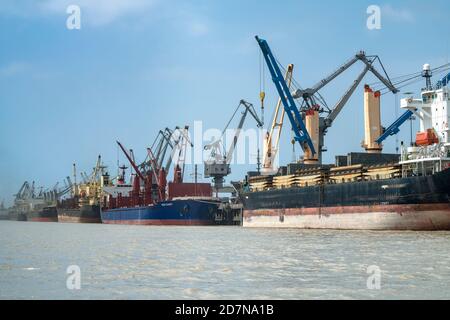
[146,148,164,200]
[204,99,263,190]
[375,110,414,144]
[170,126,193,181]
[255,36,316,155]
[116,141,145,181]
[225,100,263,164]
[305,55,361,97]
[262,64,293,174]
[327,64,371,125]
[290,50,397,162]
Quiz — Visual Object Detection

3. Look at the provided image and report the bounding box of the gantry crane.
[204,99,263,190]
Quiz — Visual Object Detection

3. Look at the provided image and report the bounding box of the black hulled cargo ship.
[57,159,105,224]
[248,36,450,230]
[27,205,58,222]
[0,201,9,220]
[240,67,450,230]
[57,199,101,223]
[241,163,450,230]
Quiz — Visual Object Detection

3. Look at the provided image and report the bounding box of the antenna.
[422,64,433,90]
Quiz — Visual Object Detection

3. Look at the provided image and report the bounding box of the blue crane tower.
[255,36,316,156]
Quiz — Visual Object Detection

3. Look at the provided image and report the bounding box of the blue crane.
[255,36,316,155]
[435,72,450,89]
[375,109,414,144]
[376,71,449,144]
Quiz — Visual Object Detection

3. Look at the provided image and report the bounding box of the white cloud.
[382,4,415,23]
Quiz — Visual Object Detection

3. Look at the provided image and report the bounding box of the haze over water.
[0,221,449,300]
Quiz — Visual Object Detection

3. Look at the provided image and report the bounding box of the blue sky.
[0,0,449,205]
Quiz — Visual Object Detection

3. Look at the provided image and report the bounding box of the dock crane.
[117,140,150,204]
[154,128,174,170]
[204,99,263,190]
[140,128,174,174]
[375,109,414,144]
[169,126,193,183]
[256,36,315,158]
[146,147,166,201]
[262,64,294,175]
[256,35,398,163]
[291,51,398,163]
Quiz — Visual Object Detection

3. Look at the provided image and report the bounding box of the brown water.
[0,221,449,299]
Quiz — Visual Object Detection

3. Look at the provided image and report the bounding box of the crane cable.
[372,63,450,92]
[259,51,266,124]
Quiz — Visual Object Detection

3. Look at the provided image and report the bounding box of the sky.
[0,0,449,205]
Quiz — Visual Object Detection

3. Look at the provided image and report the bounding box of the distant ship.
[57,199,101,223]
[101,135,222,225]
[101,181,221,225]
[27,205,58,222]
[7,181,70,222]
[57,158,105,224]
[0,201,10,220]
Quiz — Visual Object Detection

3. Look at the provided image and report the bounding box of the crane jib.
[255,36,316,156]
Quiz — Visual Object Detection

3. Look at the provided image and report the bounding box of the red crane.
[116,141,153,205]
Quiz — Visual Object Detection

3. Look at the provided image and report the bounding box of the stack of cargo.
[273,175,296,189]
[248,175,273,191]
[364,163,401,181]
[295,167,330,186]
[329,164,366,184]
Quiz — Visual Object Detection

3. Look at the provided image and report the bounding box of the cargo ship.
[57,200,101,223]
[8,209,27,221]
[57,158,104,223]
[101,192,220,225]
[0,201,10,220]
[101,132,222,225]
[241,59,450,230]
[7,181,70,222]
[242,164,450,230]
[27,205,58,222]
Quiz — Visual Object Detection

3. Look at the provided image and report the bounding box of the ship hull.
[57,204,101,223]
[101,199,219,225]
[27,207,58,223]
[8,211,27,221]
[242,168,450,230]
[0,210,9,220]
